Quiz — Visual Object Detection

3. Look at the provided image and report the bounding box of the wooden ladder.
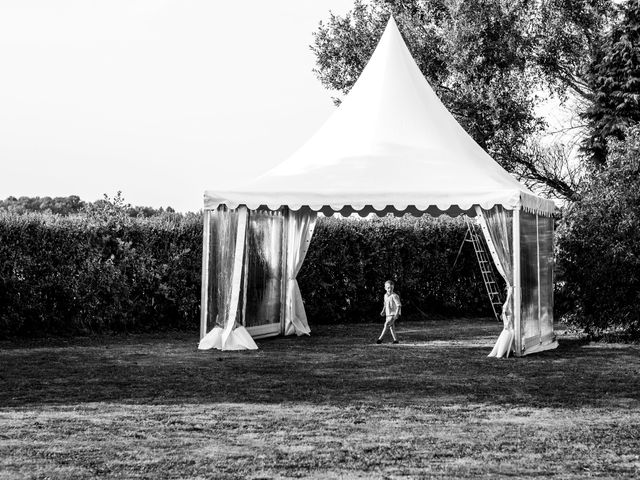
[464,217,504,321]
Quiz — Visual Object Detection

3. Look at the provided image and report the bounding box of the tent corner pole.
[279,207,290,335]
[200,209,211,340]
[513,206,522,356]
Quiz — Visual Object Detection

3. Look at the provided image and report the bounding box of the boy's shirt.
[383,293,402,316]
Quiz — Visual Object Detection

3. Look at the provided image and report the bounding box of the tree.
[0,195,86,215]
[0,194,177,218]
[535,0,614,102]
[556,124,640,338]
[311,0,616,200]
[583,0,640,165]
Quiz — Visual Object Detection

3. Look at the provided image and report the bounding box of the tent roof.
[205,17,555,216]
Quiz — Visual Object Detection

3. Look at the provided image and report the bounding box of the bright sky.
[0,0,354,212]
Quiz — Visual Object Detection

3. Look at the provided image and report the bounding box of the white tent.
[200,17,557,357]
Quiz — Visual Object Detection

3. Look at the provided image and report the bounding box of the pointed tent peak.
[203,8,556,217]
[377,14,404,52]
[248,6,527,192]
[385,14,399,32]
[380,14,407,47]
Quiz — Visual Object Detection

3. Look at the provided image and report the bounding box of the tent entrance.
[453,217,506,322]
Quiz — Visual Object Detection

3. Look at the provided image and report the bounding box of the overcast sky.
[0,0,354,212]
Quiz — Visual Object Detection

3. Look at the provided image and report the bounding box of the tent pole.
[241,210,250,328]
[200,209,212,340]
[513,206,522,356]
[536,213,542,341]
[279,207,290,335]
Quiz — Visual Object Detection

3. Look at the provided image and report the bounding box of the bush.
[0,211,202,337]
[556,125,640,338]
[0,209,492,337]
[299,215,492,324]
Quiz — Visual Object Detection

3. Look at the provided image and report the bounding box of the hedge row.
[299,215,491,324]
[0,212,491,337]
[0,211,203,336]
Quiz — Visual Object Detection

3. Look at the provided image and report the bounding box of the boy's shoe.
[393,340,399,344]
[376,339,382,344]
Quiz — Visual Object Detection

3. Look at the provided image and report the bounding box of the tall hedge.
[299,215,491,324]
[0,211,491,337]
[0,211,203,336]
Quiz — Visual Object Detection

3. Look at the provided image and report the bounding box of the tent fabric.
[478,206,515,358]
[221,206,248,347]
[283,209,317,336]
[198,326,258,351]
[519,211,558,355]
[198,206,257,351]
[204,17,555,217]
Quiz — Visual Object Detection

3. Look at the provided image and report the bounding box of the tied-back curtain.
[476,205,515,358]
[284,209,317,336]
[199,206,258,351]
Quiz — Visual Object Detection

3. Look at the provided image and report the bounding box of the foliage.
[299,215,492,324]
[0,208,493,336]
[583,0,640,164]
[0,192,175,218]
[311,0,616,200]
[0,195,86,215]
[0,209,203,337]
[535,0,614,101]
[556,124,640,338]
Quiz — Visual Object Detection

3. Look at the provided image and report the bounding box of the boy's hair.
[385,280,394,286]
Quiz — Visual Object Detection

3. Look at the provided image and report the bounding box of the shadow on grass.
[1,319,639,409]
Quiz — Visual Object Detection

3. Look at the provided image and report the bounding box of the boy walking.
[377,280,401,344]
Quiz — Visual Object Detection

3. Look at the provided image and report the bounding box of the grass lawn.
[1,318,639,479]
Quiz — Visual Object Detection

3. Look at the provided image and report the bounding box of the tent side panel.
[520,211,541,348]
[207,207,242,332]
[198,207,260,350]
[519,210,558,355]
[513,208,522,355]
[243,209,286,338]
[538,215,554,341]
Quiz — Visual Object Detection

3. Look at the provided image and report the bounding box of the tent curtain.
[284,209,317,336]
[476,205,515,358]
[199,206,258,351]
